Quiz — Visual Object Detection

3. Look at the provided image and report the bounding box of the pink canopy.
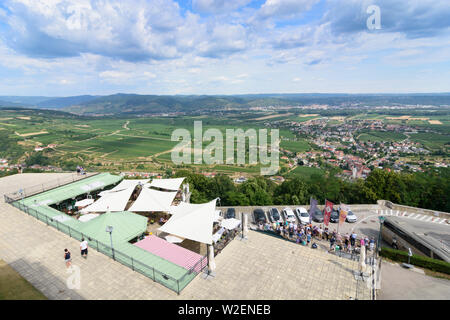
[134,235,206,272]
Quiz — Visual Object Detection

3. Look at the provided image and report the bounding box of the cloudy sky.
[0,0,449,96]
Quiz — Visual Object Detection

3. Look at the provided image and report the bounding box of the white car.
[295,207,310,225]
[346,210,357,223]
[282,208,297,223]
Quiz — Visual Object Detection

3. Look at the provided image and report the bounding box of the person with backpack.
[64,249,72,268]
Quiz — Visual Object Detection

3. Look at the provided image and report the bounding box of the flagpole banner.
[339,203,348,226]
[308,197,318,224]
[324,200,333,226]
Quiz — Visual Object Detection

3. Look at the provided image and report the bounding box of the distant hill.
[35,95,99,108]
[0,95,99,109]
[2,93,450,115]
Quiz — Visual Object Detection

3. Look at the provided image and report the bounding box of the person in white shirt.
[80,238,88,258]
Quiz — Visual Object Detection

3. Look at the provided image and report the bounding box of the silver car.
[346,211,357,223]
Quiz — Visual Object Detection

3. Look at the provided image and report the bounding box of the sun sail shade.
[214,210,222,223]
[128,188,177,212]
[165,235,185,243]
[81,186,135,213]
[75,198,95,207]
[158,199,217,245]
[99,179,149,197]
[220,218,241,230]
[147,177,185,191]
[80,211,147,244]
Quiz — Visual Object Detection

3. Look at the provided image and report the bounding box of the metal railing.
[8,198,208,294]
[3,172,97,203]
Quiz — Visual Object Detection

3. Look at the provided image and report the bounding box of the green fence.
[6,195,208,294]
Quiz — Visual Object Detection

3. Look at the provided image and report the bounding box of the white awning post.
[241,212,248,240]
[207,244,216,277]
[359,245,366,274]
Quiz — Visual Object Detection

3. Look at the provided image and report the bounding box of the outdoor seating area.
[5,173,215,294]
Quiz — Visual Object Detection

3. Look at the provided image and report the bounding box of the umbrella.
[165,235,184,243]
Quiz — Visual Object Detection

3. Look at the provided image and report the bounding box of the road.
[378,260,450,300]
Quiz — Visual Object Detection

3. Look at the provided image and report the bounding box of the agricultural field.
[409,133,450,150]
[356,131,407,142]
[280,139,311,153]
[0,109,296,176]
[286,165,325,179]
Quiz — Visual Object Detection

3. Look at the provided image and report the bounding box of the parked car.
[312,208,324,223]
[268,208,282,223]
[253,208,267,224]
[282,208,297,223]
[225,208,236,219]
[345,210,357,223]
[294,207,310,225]
[329,208,340,223]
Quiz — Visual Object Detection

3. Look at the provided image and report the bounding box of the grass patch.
[0,259,47,300]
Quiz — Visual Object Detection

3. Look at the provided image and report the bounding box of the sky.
[0,0,449,96]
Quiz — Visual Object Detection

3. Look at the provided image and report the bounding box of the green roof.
[80,211,147,244]
[21,173,123,207]
[12,173,198,291]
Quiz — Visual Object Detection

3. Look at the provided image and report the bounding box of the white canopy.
[128,188,177,212]
[212,227,225,243]
[81,186,135,213]
[158,199,217,245]
[78,213,99,222]
[214,210,222,223]
[221,218,241,230]
[147,177,185,191]
[75,198,95,207]
[165,235,185,243]
[99,179,149,197]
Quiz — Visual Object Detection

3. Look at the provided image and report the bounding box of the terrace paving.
[0,173,372,300]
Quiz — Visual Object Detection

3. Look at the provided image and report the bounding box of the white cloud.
[192,0,252,14]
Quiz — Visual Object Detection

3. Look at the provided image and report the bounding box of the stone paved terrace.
[0,173,372,300]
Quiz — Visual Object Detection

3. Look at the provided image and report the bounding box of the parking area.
[218,205,381,239]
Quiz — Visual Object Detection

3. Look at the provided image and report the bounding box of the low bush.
[380,247,450,275]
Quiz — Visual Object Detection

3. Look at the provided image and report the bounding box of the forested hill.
[1,93,450,116]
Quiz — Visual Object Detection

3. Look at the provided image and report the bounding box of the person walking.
[369,238,375,251]
[350,232,357,247]
[64,249,72,268]
[80,238,88,259]
[329,234,336,252]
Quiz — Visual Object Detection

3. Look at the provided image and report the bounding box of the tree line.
[173,168,450,213]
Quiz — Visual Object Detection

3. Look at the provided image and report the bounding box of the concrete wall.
[378,200,450,219]
[381,226,429,259]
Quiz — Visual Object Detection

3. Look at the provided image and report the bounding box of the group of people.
[64,238,89,268]
[258,220,376,253]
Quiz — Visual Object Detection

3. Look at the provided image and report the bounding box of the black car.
[312,208,324,222]
[253,208,267,224]
[268,208,282,223]
[225,208,236,219]
[329,209,340,223]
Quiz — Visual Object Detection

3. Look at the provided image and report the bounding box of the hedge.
[380,247,450,275]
